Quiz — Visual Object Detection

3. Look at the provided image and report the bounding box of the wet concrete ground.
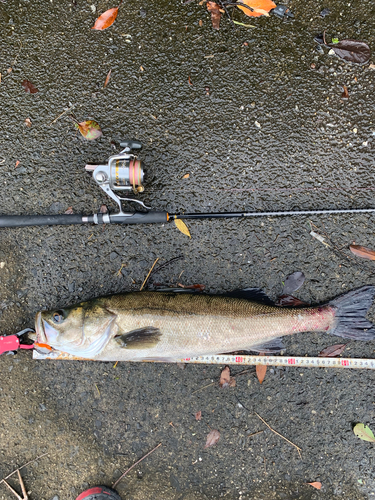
[1,0,375,498]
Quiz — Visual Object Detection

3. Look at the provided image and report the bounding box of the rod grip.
[0,214,84,228]
[109,211,169,224]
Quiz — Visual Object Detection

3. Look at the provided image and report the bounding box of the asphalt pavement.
[0,0,375,498]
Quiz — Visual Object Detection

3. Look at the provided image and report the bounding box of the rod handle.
[0,214,84,228]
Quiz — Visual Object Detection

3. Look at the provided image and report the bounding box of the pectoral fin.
[115,327,162,349]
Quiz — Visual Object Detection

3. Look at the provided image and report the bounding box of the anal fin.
[247,337,285,354]
[115,327,161,350]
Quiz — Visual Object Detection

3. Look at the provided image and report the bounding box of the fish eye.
[52,310,64,324]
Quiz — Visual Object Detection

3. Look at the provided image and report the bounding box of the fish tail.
[328,285,375,340]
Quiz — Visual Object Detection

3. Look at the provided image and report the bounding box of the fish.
[31,286,375,362]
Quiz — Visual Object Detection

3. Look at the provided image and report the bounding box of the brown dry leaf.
[204,429,220,448]
[318,343,347,357]
[219,366,236,388]
[100,204,108,213]
[207,1,222,30]
[188,75,193,86]
[182,173,190,179]
[307,482,322,490]
[24,117,32,127]
[64,206,74,214]
[341,85,349,99]
[104,69,112,88]
[92,1,122,30]
[195,411,202,421]
[349,244,375,260]
[174,219,191,238]
[237,0,276,17]
[22,80,38,94]
[256,364,267,384]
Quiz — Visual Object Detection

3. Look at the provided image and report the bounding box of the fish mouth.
[35,312,47,344]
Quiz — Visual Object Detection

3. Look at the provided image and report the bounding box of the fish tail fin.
[328,285,375,340]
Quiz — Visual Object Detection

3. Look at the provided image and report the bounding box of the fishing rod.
[2,139,375,229]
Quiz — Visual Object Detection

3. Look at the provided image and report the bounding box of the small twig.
[191,381,216,394]
[140,258,159,291]
[247,430,264,438]
[254,412,302,458]
[50,104,76,125]
[216,0,235,28]
[0,453,49,484]
[323,29,327,46]
[151,255,183,277]
[112,443,162,488]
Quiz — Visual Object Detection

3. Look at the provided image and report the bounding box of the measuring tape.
[178,354,375,370]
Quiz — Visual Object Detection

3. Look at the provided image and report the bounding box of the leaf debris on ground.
[104,69,112,88]
[204,429,220,448]
[24,118,32,127]
[70,116,102,140]
[207,1,222,30]
[307,482,322,490]
[237,0,276,17]
[22,80,38,94]
[92,1,122,30]
[282,271,305,295]
[353,423,375,443]
[219,366,236,388]
[318,343,348,357]
[349,244,375,260]
[195,411,202,421]
[174,218,191,238]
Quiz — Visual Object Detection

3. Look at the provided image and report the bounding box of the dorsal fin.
[226,288,274,305]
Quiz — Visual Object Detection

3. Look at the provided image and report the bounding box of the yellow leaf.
[237,0,276,17]
[175,219,191,238]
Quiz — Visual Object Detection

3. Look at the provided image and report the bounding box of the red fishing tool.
[0,329,34,355]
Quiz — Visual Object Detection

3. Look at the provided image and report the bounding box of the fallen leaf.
[71,117,103,140]
[92,1,122,30]
[199,19,203,26]
[328,39,371,65]
[237,0,276,18]
[349,244,375,260]
[104,69,112,88]
[341,85,349,99]
[256,354,267,384]
[177,283,205,292]
[195,411,202,421]
[15,160,20,168]
[204,429,220,448]
[282,271,305,295]
[318,343,347,357]
[24,117,32,127]
[188,75,193,86]
[174,219,191,238]
[308,482,322,490]
[182,173,190,179]
[353,423,375,443]
[22,80,38,94]
[275,295,309,307]
[219,366,236,388]
[64,206,74,214]
[100,204,108,213]
[207,1,222,30]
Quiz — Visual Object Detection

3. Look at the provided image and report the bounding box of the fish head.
[35,301,117,357]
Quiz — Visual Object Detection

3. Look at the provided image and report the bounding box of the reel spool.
[85,140,148,214]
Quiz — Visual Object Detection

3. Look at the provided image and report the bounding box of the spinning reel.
[85,139,149,214]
